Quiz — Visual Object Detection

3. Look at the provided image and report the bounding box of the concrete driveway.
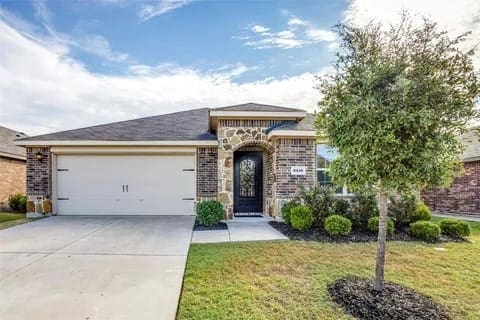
[0,215,194,320]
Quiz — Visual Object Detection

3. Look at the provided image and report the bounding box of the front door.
[234,151,263,213]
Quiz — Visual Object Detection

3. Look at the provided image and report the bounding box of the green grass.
[0,212,39,230]
[178,220,480,320]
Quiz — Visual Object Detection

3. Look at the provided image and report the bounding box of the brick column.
[26,147,52,197]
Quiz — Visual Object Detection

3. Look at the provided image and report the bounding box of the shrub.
[324,215,352,236]
[411,202,432,222]
[290,205,313,231]
[334,198,350,216]
[196,200,225,226]
[388,193,418,228]
[345,193,379,230]
[297,186,337,226]
[367,216,394,235]
[8,193,27,213]
[409,221,440,241]
[438,219,471,238]
[281,200,300,226]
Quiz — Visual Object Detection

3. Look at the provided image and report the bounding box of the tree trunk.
[374,186,388,291]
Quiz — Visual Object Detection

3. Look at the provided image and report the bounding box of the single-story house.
[422,127,480,216]
[16,103,332,218]
[0,126,27,209]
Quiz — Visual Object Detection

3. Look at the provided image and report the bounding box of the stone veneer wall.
[422,160,480,215]
[26,147,52,197]
[217,125,275,218]
[0,157,26,205]
[217,122,316,218]
[274,137,316,199]
[196,147,218,199]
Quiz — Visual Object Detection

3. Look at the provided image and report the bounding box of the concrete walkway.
[191,216,288,243]
[0,216,194,320]
[433,213,480,222]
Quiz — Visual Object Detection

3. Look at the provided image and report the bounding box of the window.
[316,144,349,195]
[239,158,256,197]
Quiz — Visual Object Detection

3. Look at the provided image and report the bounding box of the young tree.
[316,14,479,291]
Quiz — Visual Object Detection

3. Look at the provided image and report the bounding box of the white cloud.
[344,0,480,67]
[2,3,130,63]
[251,24,270,34]
[239,15,337,50]
[288,18,307,26]
[306,29,336,42]
[138,0,192,21]
[79,34,130,62]
[0,19,321,136]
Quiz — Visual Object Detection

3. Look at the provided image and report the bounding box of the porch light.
[35,152,43,161]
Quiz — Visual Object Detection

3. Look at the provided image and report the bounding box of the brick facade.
[23,120,317,218]
[196,147,218,198]
[26,147,52,197]
[274,138,316,197]
[422,160,480,215]
[0,157,26,205]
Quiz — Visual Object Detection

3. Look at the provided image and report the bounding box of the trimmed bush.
[196,200,225,226]
[438,219,471,238]
[8,193,27,213]
[290,205,313,231]
[298,186,337,227]
[281,200,300,226]
[409,221,440,241]
[345,193,378,230]
[367,216,394,235]
[324,215,352,236]
[411,202,432,222]
[334,198,350,216]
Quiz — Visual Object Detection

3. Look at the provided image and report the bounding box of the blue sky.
[0,0,478,135]
[1,0,344,81]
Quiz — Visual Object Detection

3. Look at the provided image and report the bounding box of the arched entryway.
[232,141,275,217]
[234,149,263,213]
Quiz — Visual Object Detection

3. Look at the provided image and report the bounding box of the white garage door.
[56,154,196,215]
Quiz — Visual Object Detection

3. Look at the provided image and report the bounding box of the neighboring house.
[16,103,323,217]
[422,127,480,216]
[0,126,27,208]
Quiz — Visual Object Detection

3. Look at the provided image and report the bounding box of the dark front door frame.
[233,151,263,213]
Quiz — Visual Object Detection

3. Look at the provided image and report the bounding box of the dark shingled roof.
[19,108,217,141]
[266,113,315,134]
[0,126,27,158]
[214,102,305,113]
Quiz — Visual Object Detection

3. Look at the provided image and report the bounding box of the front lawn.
[0,212,38,229]
[178,220,480,320]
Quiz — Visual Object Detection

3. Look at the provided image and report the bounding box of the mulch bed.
[193,221,228,231]
[328,277,451,320]
[268,221,459,243]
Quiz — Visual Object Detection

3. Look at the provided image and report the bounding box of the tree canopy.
[316,15,479,194]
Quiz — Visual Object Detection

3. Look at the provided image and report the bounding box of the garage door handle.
[126,185,129,192]
[122,185,125,192]
[182,198,194,200]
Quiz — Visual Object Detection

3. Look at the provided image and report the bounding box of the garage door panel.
[56,155,196,215]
